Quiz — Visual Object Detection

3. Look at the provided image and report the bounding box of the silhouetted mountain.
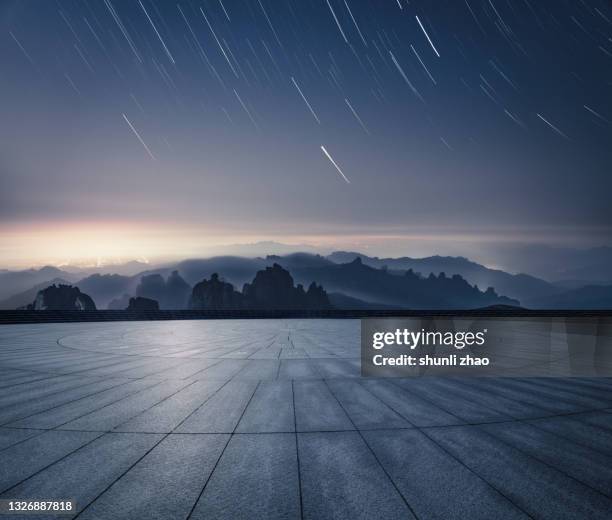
[127,296,159,311]
[100,260,152,276]
[525,285,612,309]
[189,265,332,309]
[77,274,133,308]
[6,248,608,311]
[326,251,557,304]
[0,278,71,310]
[189,273,243,309]
[292,257,517,308]
[0,266,79,301]
[72,257,303,309]
[136,274,165,302]
[24,284,96,310]
[136,270,191,309]
[165,254,330,288]
[164,270,191,308]
[242,264,332,309]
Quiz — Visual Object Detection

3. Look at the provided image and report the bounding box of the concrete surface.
[0,319,611,519]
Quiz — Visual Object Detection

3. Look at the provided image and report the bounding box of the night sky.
[1,0,611,267]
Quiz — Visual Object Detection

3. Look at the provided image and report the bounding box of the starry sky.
[1,0,611,268]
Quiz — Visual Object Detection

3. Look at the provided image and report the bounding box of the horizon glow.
[1,1,610,269]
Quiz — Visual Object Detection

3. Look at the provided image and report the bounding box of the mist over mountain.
[107,293,131,311]
[88,261,153,277]
[0,266,79,301]
[326,251,559,303]
[525,284,612,309]
[326,293,399,310]
[136,271,191,310]
[286,257,518,309]
[174,257,267,287]
[481,245,612,283]
[77,274,135,309]
[3,247,612,310]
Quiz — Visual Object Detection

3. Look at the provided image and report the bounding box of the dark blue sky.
[1,0,611,267]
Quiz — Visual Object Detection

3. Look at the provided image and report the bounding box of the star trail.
[1,0,611,264]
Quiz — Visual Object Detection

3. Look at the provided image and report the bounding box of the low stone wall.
[0,308,610,324]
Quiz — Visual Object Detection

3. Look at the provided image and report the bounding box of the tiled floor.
[0,320,611,519]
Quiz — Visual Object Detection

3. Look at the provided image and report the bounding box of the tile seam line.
[0,379,165,437]
[354,379,535,519]
[292,380,304,520]
[75,375,245,518]
[0,378,138,425]
[0,430,107,497]
[186,379,261,520]
[321,378,421,520]
[474,422,612,502]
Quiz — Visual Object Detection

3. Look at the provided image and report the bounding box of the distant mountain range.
[325,251,559,303]
[0,266,79,303]
[1,249,611,309]
[281,257,518,309]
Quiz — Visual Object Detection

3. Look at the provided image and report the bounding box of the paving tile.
[0,430,101,493]
[459,378,584,414]
[396,379,511,423]
[504,379,612,409]
[79,434,228,520]
[235,381,294,433]
[298,431,414,520]
[194,359,248,380]
[0,379,131,425]
[481,421,612,497]
[233,359,279,380]
[362,379,461,427]
[326,380,409,430]
[314,359,360,379]
[362,429,526,520]
[0,427,42,451]
[294,380,354,431]
[278,359,321,379]
[0,432,163,516]
[427,425,612,519]
[191,433,299,520]
[58,380,193,432]
[426,378,549,419]
[113,379,227,433]
[175,380,258,433]
[7,379,162,429]
[528,412,612,456]
[0,376,91,407]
